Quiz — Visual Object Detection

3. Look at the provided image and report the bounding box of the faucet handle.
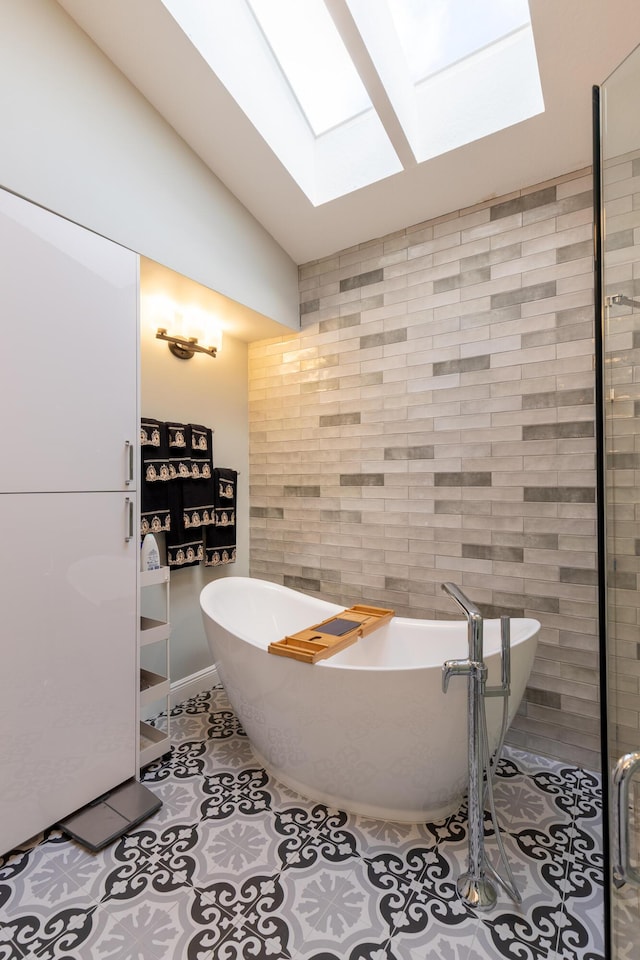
[442,658,471,692]
[442,658,486,693]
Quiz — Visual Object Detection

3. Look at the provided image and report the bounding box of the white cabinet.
[139,566,171,768]
[0,493,138,854]
[0,188,139,855]
[0,188,138,494]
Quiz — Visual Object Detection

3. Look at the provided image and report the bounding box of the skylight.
[160,0,544,207]
[246,0,372,136]
[386,0,531,83]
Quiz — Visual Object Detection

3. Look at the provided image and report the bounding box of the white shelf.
[139,565,170,770]
[140,566,169,588]
[139,721,170,767]
[139,669,170,706]
[140,616,170,646]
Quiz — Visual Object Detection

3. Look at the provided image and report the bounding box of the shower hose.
[479,684,522,903]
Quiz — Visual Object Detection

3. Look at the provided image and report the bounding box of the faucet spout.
[441,581,482,619]
[441,581,484,661]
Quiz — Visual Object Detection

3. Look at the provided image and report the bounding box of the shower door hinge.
[606,293,640,309]
[605,295,622,308]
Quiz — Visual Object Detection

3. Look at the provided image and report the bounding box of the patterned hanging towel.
[166,474,204,568]
[166,422,193,480]
[205,468,237,565]
[183,425,216,530]
[140,418,171,536]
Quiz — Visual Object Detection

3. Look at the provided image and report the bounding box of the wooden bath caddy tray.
[268,604,394,664]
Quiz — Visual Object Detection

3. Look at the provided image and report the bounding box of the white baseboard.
[169,664,220,708]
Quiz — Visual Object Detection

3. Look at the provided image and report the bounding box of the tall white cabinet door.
[0,188,138,493]
[0,492,137,855]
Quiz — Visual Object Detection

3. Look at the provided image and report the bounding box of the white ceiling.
[57,0,640,266]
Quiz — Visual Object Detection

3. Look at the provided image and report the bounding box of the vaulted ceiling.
[57,0,640,265]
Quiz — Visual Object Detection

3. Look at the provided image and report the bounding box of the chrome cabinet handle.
[125,440,135,485]
[613,749,640,886]
[125,497,134,542]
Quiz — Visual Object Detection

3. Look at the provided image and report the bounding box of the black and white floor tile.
[0,687,608,959]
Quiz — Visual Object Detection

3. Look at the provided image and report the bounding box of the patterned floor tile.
[360,842,475,943]
[0,688,608,960]
[141,739,208,784]
[352,817,447,860]
[472,911,551,959]
[570,787,603,855]
[187,871,294,959]
[297,938,398,960]
[441,832,565,926]
[199,766,273,827]
[175,685,235,720]
[142,730,250,786]
[189,811,285,888]
[1,828,150,922]
[205,733,255,770]
[473,894,605,960]
[391,916,479,959]
[282,858,390,958]
[139,778,204,830]
[77,891,186,960]
[485,776,527,833]
[164,712,209,745]
[508,778,577,835]
[204,706,247,743]
[611,882,640,960]
[95,822,202,912]
[265,772,314,805]
[5,905,98,960]
[561,886,606,958]
[502,748,566,778]
[1,832,96,921]
[274,803,361,872]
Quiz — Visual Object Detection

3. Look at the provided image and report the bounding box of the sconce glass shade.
[155,304,222,359]
[188,308,223,354]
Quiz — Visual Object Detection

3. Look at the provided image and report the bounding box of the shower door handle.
[613,749,640,886]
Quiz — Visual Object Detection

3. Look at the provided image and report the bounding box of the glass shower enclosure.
[596,42,640,960]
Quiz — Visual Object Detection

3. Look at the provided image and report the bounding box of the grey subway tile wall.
[249,168,599,768]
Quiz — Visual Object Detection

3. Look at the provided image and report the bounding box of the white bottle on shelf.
[140,533,160,571]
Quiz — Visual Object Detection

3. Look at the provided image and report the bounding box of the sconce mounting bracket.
[156,328,217,360]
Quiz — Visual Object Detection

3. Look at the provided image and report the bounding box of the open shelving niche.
[139,565,171,768]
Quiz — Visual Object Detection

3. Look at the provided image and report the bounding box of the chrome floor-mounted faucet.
[441,581,497,909]
[441,582,521,908]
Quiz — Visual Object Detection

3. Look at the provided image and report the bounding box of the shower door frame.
[592,81,613,959]
[594,62,640,956]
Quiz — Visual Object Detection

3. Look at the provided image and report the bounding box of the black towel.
[143,419,233,568]
[166,475,204,568]
[205,468,237,565]
[183,425,215,529]
[140,418,171,536]
[166,422,192,480]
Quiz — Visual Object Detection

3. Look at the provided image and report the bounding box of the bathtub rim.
[199,575,541,673]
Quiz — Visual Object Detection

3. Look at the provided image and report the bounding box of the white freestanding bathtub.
[200,577,540,822]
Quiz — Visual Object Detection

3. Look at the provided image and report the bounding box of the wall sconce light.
[156,306,222,360]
